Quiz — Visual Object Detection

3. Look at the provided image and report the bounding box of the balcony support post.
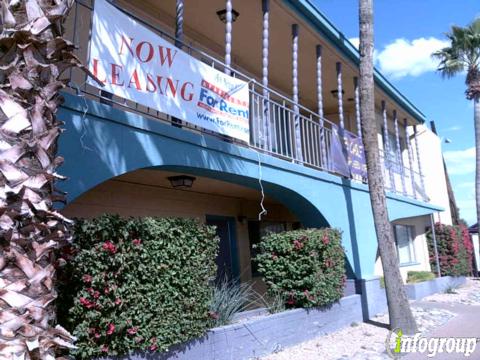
[175,0,184,48]
[262,0,270,151]
[292,24,303,162]
[405,119,417,199]
[316,45,327,168]
[382,100,395,191]
[224,0,233,75]
[413,125,426,200]
[354,76,361,138]
[336,62,345,129]
[393,110,407,195]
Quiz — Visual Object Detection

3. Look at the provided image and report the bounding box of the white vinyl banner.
[88,0,250,142]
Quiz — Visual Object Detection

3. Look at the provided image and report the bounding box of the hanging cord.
[69,81,95,152]
[255,150,267,221]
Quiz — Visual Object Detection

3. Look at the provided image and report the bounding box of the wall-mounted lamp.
[168,175,196,189]
[216,8,240,23]
[330,89,345,99]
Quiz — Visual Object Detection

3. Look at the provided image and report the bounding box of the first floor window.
[394,224,416,265]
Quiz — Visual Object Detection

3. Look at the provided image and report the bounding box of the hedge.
[426,223,473,276]
[254,228,346,308]
[57,215,219,359]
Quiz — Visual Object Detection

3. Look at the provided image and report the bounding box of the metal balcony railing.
[65,0,427,202]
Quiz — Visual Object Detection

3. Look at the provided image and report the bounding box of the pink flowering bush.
[254,228,345,308]
[426,223,474,276]
[57,215,218,359]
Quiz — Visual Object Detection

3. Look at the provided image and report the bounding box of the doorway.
[206,215,239,282]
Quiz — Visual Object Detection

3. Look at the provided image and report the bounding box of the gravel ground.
[261,279,480,360]
[421,278,480,305]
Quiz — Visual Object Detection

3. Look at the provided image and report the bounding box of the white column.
[382,100,395,190]
[354,76,361,138]
[393,110,407,195]
[336,62,344,129]
[292,24,303,162]
[404,119,417,199]
[175,0,184,48]
[413,125,426,199]
[224,0,232,75]
[262,0,270,151]
[316,45,327,168]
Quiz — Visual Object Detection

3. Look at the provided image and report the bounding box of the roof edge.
[282,0,427,124]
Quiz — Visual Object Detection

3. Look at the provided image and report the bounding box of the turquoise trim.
[58,93,442,279]
[282,0,427,124]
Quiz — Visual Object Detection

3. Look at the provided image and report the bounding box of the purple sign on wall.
[330,125,367,180]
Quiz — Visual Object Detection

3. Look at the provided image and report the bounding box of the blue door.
[206,215,239,282]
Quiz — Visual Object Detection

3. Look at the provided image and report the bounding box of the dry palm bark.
[0,0,96,358]
[358,0,417,333]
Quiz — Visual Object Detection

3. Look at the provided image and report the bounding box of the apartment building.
[58,0,448,313]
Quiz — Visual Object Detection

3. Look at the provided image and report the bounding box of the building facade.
[59,0,446,301]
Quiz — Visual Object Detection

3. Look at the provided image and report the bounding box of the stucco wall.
[57,93,442,279]
[62,171,298,285]
[412,125,452,225]
[374,215,432,282]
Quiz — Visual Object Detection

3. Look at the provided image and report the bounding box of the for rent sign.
[88,0,250,142]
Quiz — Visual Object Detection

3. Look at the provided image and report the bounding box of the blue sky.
[314,0,479,225]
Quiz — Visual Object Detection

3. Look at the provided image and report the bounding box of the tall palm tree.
[358,0,417,333]
[433,19,480,237]
[0,0,94,358]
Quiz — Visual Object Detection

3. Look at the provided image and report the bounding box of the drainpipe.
[430,214,441,277]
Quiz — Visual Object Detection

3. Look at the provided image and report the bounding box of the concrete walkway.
[404,301,480,359]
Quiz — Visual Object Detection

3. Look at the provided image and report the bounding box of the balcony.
[64,0,427,202]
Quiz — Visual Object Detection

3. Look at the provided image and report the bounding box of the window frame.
[393,224,418,266]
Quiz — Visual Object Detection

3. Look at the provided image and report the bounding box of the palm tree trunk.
[475,96,480,249]
[358,0,417,334]
[0,1,91,358]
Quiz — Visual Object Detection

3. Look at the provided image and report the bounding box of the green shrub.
[426,223,473,276]
[57,214,218,359]
[254,228,346,308]
[406,271,436,284]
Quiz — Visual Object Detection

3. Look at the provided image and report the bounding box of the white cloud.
[457,181,474,189]
[349,37,359,49]
[348,36,448,79]
[376,37,448,79]
[443,125,462,132]
[444,147,475,175]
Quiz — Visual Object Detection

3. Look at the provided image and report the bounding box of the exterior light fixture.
[216,8,240,23]
[330,89,345,99]
[168,175,196,189]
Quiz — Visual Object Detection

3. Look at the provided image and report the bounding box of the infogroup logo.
[385,328,478,358]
